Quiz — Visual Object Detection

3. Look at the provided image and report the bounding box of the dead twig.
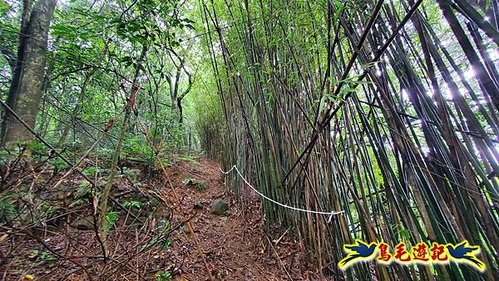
[266,235,293,281]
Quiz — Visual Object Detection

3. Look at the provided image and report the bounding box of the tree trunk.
[1,0,56,147]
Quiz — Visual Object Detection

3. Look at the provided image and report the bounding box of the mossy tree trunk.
[1,0,56,147]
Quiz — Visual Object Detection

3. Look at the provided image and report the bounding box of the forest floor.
[161,158,316,280]
[0,156,317,280]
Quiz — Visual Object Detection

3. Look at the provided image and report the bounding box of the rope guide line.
[220,165,344,223]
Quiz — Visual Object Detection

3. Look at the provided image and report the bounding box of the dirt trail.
[0,157,316,280]
[163,158,315,280]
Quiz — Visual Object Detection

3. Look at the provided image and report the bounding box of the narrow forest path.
[163,158,315,281]
[0,157,317,280]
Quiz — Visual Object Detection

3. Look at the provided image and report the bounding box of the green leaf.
[123,200,143,209]
[155,271,171,281]
[0,197,17,223]
[51,158,70,171]
[0,0,10,17]
[104,211,119,232]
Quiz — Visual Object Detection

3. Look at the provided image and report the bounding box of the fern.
[0,198,17,223]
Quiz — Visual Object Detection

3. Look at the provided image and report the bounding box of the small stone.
[72,215,95,230]
[182,178,195,185]
[182,178,207,190]
[193,202,204,210]
[210,199,228,215]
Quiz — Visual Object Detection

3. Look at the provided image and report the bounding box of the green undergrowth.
[0,140,180,279]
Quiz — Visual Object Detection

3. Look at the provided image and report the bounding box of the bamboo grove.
[199,0,499,280]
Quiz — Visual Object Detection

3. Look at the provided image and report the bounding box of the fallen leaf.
[0,233,8,244]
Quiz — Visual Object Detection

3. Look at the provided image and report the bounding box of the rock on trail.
[210,199,229,215]
[162,158,316,280]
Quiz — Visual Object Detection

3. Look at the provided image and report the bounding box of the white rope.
[220,165,344,223]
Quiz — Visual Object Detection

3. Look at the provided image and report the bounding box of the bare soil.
[164,158,316,281]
